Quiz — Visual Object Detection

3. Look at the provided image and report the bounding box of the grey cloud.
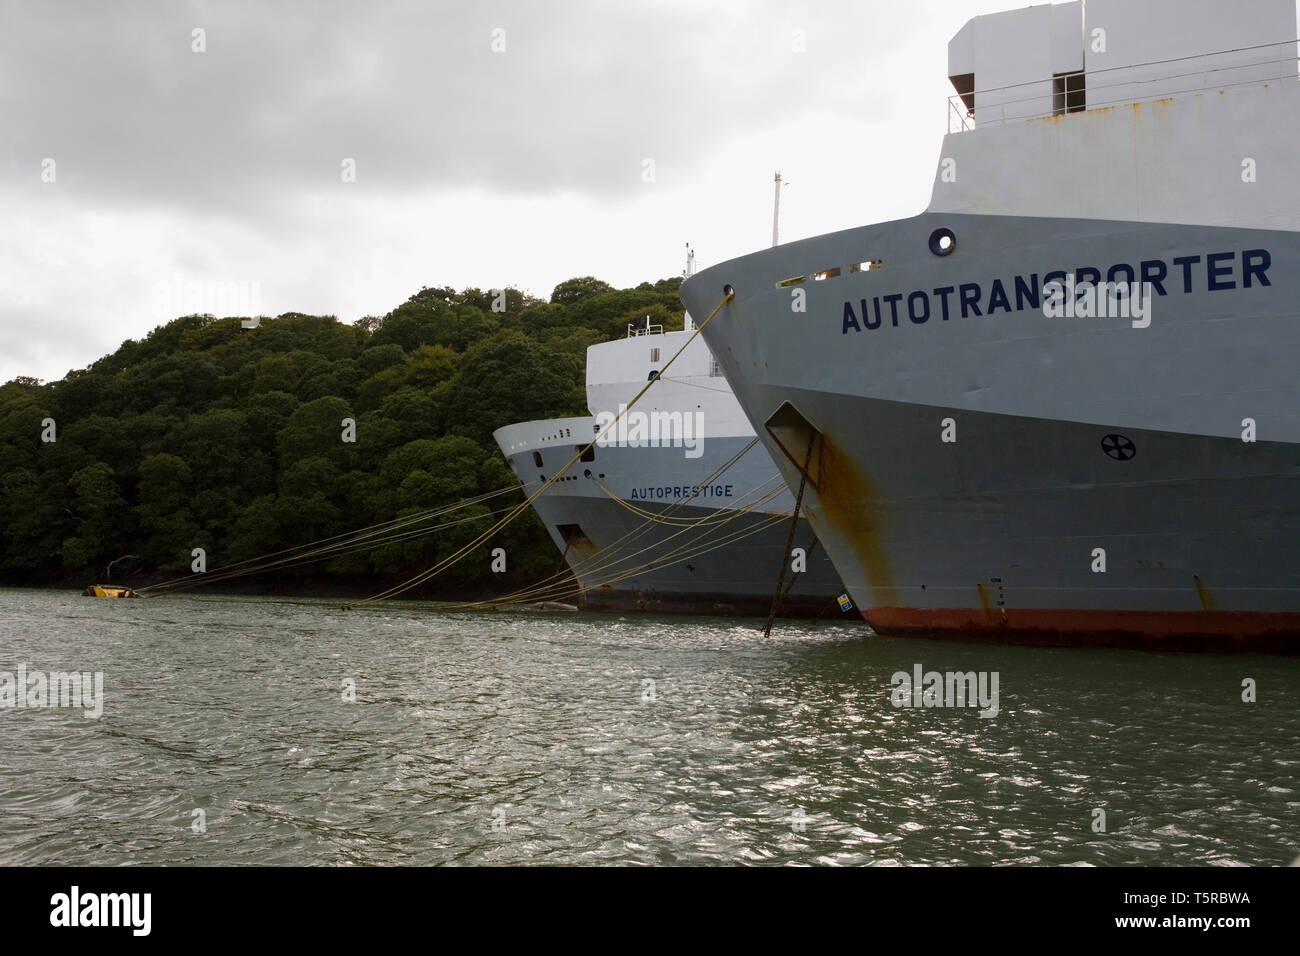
[0,0,965,383]
[1,0,913,215]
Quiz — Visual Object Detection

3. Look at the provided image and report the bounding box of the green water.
[0,588,1295,865]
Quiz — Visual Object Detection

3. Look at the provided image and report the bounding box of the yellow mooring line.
[448,510,793,612]
[446,479,791,611]
[136,486,524,597]
[436,438,769,610]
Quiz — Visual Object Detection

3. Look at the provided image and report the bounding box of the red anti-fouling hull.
[865,607,1300,654]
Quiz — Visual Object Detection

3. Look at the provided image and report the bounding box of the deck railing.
[948,39,1300,133]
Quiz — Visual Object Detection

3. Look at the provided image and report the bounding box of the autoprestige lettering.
[629,484,733,501]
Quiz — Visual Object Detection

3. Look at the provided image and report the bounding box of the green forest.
[0,275,687,598]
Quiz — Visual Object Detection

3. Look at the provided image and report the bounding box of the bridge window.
[950,72,975,116]
[1053,71,1085,114]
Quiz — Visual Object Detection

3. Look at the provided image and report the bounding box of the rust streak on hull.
[811,433,900,609]
[1194,576,1218,612]
[975,583,1004,627]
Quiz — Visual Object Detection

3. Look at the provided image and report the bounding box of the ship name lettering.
[840,249,1271,334]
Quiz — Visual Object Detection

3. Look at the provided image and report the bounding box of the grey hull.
[498,435,848,618]
[681,212,1300,650]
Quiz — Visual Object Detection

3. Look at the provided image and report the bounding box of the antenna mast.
[772,171,782,247]
[682,243,697,331]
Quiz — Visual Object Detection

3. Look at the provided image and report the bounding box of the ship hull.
[681,211,1300,651]
[526,489,842,617]
[754,388,1299,652]
[495,424,849,618]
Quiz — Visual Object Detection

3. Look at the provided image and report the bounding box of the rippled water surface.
[1,588,1296,865]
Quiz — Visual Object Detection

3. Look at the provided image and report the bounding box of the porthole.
[928,228,956,257]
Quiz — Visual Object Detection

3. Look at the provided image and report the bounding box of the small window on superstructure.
[532,451,544,468]
[709,353,723,377]
[1053,71,1085,115]
[650,347,660,362]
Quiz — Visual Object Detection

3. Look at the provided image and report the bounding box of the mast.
[682,242,697,331]
[772,171,782,247]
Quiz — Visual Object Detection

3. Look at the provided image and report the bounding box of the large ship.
[680,0,1300,651]
[493,268,847,616]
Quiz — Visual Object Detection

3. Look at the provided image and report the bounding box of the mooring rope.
[442,510,792,611]
[136,485,525,596]
[448,480,789,610]
[437,438,769,609]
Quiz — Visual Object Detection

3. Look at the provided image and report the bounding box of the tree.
[135,453,199,568]
[377,385,446,446]
[278,395,355,468]
[247,351,334,399]
[537,326,605,360]
[280,455,342,499]
[442,332,584,448]
[0,277,681,590]
[356,343,408,377]
[61,462,127,570]
[550,276,613,305]
[369,297,455,353]
[168,408,249,491]
[110,352,222,413]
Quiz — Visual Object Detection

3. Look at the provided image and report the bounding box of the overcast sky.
[1,0,1025,383]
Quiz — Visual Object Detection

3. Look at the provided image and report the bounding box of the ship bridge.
[946,0,1297,131]
[932,0,1300,231]
[584,319,753,438]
